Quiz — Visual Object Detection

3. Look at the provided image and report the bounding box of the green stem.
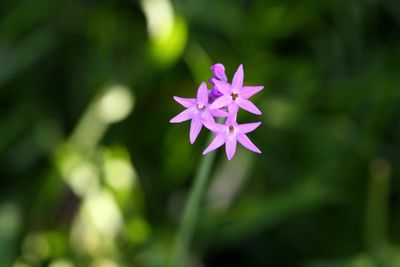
[171,133,217,267]
[365,159,391,266]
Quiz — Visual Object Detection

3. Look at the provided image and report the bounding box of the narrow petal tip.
[252,146,262,154]
[197,82,209,106]
[232,64,244,91]
[237,97,262,115]
[238,121,262,133]
[169,116,182,123]
[173,96,196,108]
[241,86,264,98]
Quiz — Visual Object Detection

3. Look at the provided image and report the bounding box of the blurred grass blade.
[171,132,218,267]
[202,180,334,246]
[365,159,391,264]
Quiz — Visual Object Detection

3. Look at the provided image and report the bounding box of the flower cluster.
[170,63,263,160]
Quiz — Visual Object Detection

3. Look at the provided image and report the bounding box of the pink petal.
[203,120,226,133]
[237,133,261,153]
[232,64,244,92]
[170,108,194,123]
[173,96,196,108]
[236,97,262,115]
[237,122,261,133]
[197,82,209,107]
[225,112,238,125]
[212,79,231,95]
[189,117,202,144]
[241,86,263,98]
[227,103,239,115]
[201,110,215,123]
[203,134,226,155]
[209,95,232,109]
[225,135,237,160]
[210,108,229,118]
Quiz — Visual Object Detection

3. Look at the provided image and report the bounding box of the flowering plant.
[170,63,263,160]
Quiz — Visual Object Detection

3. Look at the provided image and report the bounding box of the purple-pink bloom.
[170,63,263,160]
[209,63,228,102]
[170,82,228,144]
[203,115,261,160]
[210,64,263,115]
[210,63,227,84]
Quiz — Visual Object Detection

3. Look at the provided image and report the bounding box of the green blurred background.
[1,0,400,266]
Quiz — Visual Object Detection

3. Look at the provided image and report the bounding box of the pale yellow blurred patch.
[12,260,32,267]
[70,189,122,256]
[89,258,119,267]
[104,148,137,191]
[141,0,188,65]
[48,259,75,267]
[70,83,134,151]
[96,85,134,124]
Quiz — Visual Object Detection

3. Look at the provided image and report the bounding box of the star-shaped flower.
[170,82,228,144]
[203,115,261,160]
[209,64,263,115]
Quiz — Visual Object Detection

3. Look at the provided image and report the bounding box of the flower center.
[228,125,235,134]
[197,104,205,111]
[231,93,238,100]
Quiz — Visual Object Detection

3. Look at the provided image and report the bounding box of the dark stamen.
[228,125,234,133]
[231,93,238,100]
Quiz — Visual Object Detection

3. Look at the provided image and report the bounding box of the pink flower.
[209,64,263,115]
[203,116,261,160]
[170,63,264,160]
[170,82,228,144]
